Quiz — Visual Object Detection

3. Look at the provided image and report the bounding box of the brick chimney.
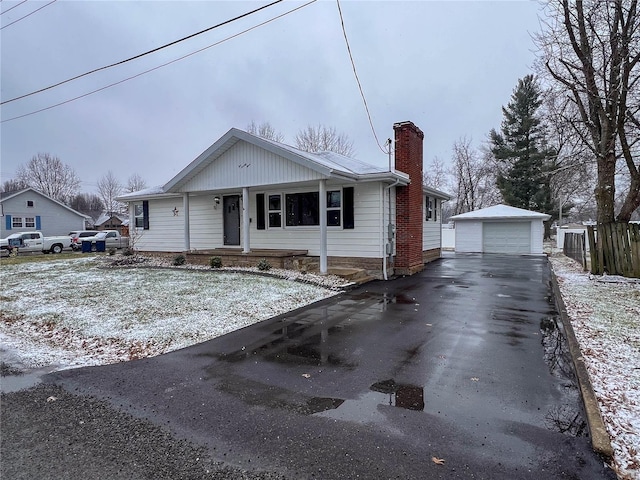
[394,121,424,275]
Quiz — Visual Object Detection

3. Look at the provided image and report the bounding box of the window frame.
[25,217,35,228]
[12,217,23,228]
[326,190,341,227]
[285,191,320,227]
[267,194,282,228]
[425,196,433,221]
[26,200,35,208]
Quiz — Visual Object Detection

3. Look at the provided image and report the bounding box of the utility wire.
[335,0,388,154]
[1,0,317,123]
[1,0,283,105]
[0,0,28,16]
[1,0,55,30]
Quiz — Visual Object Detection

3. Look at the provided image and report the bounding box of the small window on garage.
[26,200,35,207]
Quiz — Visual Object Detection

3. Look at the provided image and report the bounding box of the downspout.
[382,138,397,281]
[383,178,400,280]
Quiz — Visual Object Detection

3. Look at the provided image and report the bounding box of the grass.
[0,256,337,370]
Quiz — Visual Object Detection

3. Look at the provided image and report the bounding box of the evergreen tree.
[490,75,556,237]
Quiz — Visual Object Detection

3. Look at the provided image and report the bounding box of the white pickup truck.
[82,230,129,251]
[0,231,73,254]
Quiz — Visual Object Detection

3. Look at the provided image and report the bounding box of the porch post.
[319,179,327,274]
[242,187,250,253]
[183,193,190,251]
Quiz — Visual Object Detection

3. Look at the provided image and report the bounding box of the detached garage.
[450,204,550,255]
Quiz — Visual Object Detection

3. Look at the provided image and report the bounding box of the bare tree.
[534,1,640,223]
[295,124,355,156]
[450,137,500,215]
[247,121,285,143]
[542,89,596,224]
[126,173,147,193]
[423,157,450,191]
[0,179,29,193]
[16,153,81,203]
[97,171,124,215]
[69,193,104,220]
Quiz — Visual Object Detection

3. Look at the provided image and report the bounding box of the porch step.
[303,264,374,285]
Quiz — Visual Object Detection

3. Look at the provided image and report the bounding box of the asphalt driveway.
[10,254,615,479]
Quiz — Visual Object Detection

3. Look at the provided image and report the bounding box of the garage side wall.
[454,221,482,253]
[530,220,544,254]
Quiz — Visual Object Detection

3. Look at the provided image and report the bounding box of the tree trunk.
[617,174,640,222]
[595,154,616,224]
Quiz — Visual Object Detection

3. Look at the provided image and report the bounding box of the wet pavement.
[46,254,615,479]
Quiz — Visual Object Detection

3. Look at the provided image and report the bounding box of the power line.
[0,0,28,16]
[335,0,388,154]
[1,0,317,123]
[1,0,55,30]
[1,0,283,105]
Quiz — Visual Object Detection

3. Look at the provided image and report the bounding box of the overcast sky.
[1,0,542,194]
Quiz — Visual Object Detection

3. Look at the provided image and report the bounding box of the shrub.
[173,254,186,266]
[209,256,222,269]
[257,258,272,271]
[108,248,117,256]
[122,247,134,257]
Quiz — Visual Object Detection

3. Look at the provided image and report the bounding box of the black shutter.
[256,194,265,230]
[343,187,354,229]
[142,200,149,230]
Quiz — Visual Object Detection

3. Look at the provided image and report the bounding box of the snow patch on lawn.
[550,255,640,480]
[0,256,340,371]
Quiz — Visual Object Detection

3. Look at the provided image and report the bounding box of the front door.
[223,195,240,246]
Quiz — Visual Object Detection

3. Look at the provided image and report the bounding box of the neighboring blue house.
[1,188,89,238]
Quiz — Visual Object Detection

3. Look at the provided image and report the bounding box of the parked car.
[82,230,129,251]
[69,230,99,251]
[0,231,73,254]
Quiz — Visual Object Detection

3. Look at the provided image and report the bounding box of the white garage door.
[482,222,531,254]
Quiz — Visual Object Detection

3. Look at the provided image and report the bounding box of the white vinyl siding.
[179,142,326,193]
[132,197,184,252]
[423,198,443,251]
[189,194,223,250]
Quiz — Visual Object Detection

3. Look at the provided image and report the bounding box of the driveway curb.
[549,264,614,460]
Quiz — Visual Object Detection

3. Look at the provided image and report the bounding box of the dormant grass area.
[0,255,341,370]
[550,254,640,480]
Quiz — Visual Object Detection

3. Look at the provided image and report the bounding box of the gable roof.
[162,128,409,193]
[450,204,551,221]
[0,188,91,218]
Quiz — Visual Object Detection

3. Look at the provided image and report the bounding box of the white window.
[25,217,35,228]
[134,203,144,228]
[268,194,282,228]
[327,190,341,226]
[12,217,23,228]
[425,196,433,220]
[26,200,35,207]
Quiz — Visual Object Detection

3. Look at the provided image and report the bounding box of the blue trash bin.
[95,240,106,252]
[81,240,92,253]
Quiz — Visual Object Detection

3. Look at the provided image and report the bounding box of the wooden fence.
[587,223,640,278]
[563,232,587,270]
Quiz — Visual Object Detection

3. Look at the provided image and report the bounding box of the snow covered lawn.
[550,254,640,480]
[0,255,342,371]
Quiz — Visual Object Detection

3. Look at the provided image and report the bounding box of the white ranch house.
[118,122,450,279]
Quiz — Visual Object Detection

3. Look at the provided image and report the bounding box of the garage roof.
[450,204,551,221]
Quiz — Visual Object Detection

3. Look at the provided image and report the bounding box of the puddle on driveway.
[315,380,424,423]
[0,365,58,394]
